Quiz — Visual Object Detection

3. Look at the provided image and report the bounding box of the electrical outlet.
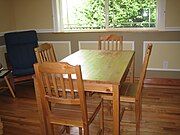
[163,61,168,69]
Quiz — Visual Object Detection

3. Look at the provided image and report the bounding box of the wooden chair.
[104,44,153,134]
[34,43,72,134]
[98,34,125,114]
[34,62,104,135]
[121,44,152,133]
[34,43,57,63]
[98,34,123,50]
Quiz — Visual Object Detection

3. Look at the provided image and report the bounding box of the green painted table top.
[62,50,134,85]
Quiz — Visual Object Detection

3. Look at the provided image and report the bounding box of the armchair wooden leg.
[4,76,15,98]
[8,72,15,90]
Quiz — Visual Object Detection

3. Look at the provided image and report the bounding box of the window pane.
[61,0,157,30]
[62,0,105,30]
[109,0,157,28]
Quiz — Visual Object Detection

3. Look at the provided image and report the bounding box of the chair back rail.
[135,44,153,101]
[98,34,123,50]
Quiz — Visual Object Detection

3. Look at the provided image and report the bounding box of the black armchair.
[4,30,38,83]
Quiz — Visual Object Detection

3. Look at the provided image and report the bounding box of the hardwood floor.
[0,82,180,135]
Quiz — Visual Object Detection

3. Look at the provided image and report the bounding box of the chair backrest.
[34,62,88,123]
[4,30,38,76]
[136,44,153,100]
[98,34,123,50]
[34,43,57,63]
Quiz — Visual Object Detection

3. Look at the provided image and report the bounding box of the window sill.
[53,28,159,34]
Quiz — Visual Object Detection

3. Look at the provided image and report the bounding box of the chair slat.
[44,73,52,96]
[45,50,50,62]
[51,74,59,97]
[68,74,75,98]
[59,74,66,98]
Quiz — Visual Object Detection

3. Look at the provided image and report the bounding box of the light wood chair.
[34,43,57,63]
[34,43,73,134]
[98,34,123,50]
[34,62,104,135]
[121,44,152,133]
[98,34,124,114]
[103,44,153,134]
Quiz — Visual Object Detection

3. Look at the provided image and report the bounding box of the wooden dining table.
[61,50,135,134]
[34,49,135,135]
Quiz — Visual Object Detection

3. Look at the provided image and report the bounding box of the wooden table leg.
[130,55,135,83]
[112,85,120,135]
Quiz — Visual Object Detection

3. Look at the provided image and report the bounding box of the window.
[53,0,165,31]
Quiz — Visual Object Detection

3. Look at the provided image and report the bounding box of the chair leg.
[100,100,104,134]
[79,127,82,135]
[45,117,54,135]
[83,125,89,135]
[140,95,142,121]
[135,102,140,135]
[65,126,70,134]
[8,72,15,90]
[46,122,54,135]
[4,76,15,98]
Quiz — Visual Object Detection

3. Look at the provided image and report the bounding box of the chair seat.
[49,96,102,127]
[12,67,34,76]
[119,82,139,103]
[120,82,138,97]
[99,82,138,102]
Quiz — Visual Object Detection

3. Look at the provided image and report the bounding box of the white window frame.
[52,0,166,32]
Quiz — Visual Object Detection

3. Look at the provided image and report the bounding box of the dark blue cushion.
[12,67,34,76]
[4,30,38,76]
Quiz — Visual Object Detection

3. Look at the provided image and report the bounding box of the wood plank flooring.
[0,82,180,135]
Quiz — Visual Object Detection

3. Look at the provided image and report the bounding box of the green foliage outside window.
[74,0,157,29]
